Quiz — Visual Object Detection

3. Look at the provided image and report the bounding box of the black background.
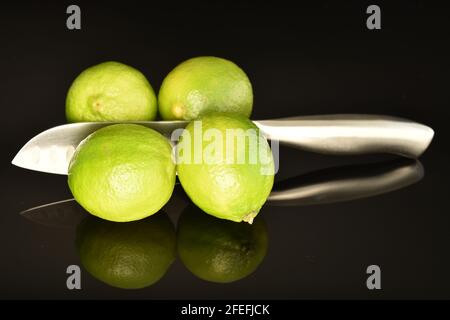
[0,1,449,299]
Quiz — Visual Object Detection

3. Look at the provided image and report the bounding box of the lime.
[66,61,157,122]
[68,124,176,222]
[76,212,176,289]
[158,56,253,120]
[176,113,275,223]
[177,205,268,283]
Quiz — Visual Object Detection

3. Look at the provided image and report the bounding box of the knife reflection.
[20,158,424,228]
[268,158,423,206]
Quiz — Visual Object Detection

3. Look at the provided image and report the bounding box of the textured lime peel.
[66,61,157,122]
[158,56,253,120]
[176,113,274,223]
[68,124,176,222]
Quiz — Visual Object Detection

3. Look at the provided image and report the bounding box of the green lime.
[177,205,268,283]
[76,212,176,289]
[68,124,176,222]
[158,56,253,120]
[66,61,157,122]
[176,113,275,223]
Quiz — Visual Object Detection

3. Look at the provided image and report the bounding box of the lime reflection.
[76,211,176,289]
[177,204,269,283]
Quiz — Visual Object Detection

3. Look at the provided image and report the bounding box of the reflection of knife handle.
[255,114,434,158]
[268,159,423,206]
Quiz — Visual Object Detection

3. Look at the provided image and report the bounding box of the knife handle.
[255,114,434,158]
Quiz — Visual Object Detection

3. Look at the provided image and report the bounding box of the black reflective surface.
[1,1,449,299]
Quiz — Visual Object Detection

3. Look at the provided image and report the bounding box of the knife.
[11,114,434,175]
[20,158,423,228]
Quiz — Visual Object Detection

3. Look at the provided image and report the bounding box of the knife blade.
[11,114,434,175]
[12,120,187,175]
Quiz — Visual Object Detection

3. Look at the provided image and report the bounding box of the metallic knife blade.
[11,115,434,175]
[12,121,188,175]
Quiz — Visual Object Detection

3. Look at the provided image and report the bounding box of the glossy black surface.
[1,1,449,299]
